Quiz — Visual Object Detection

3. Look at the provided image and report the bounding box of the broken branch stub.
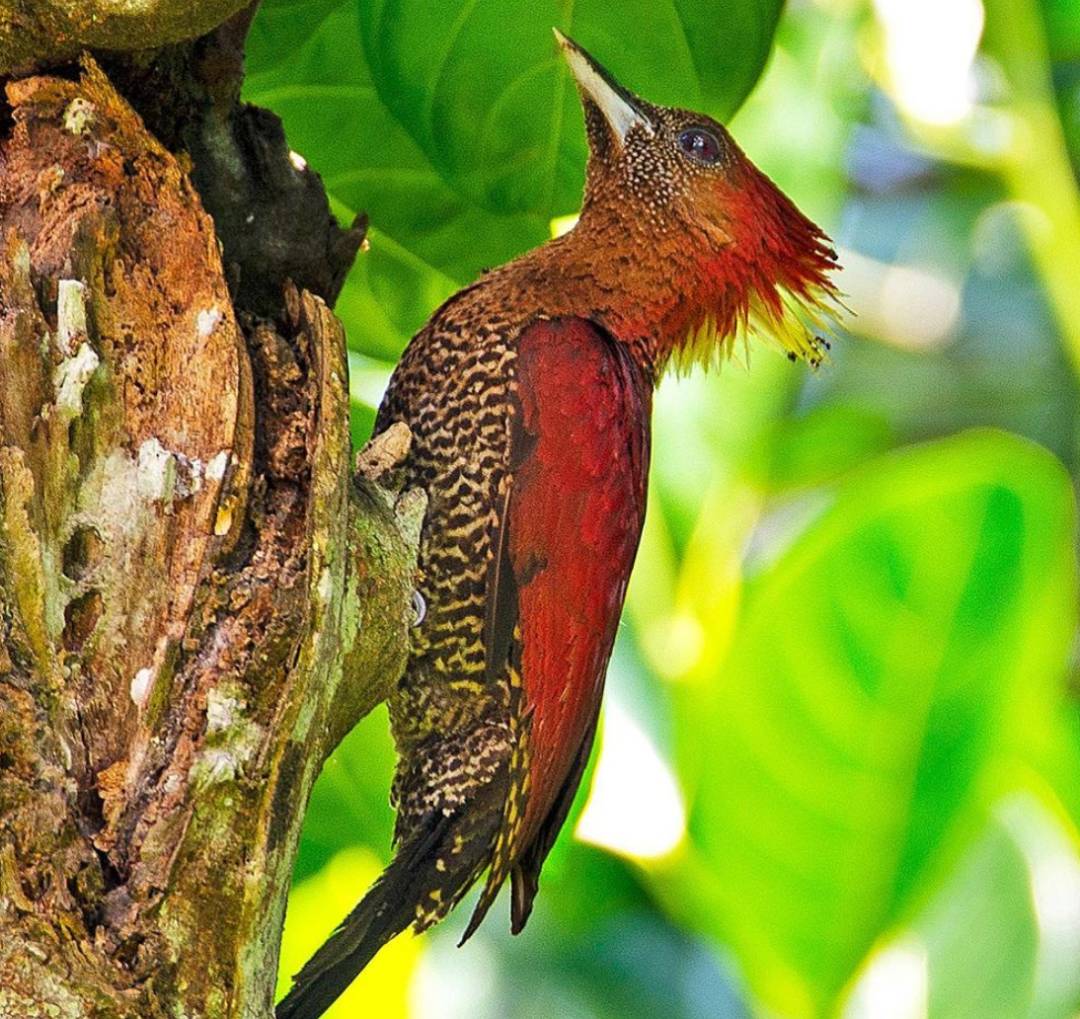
[0,59,417,1017]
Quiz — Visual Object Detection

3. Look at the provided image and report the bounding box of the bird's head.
[554,30,842,372]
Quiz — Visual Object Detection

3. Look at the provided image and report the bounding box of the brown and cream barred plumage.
[377,290,523,920]
[277,276,539,1019]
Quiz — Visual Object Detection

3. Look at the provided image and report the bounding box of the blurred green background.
[244,1,1080,1016]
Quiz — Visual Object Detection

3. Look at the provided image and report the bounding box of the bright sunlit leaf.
[277,847,422,1018]
[842,812,1037,1019]
[844,938,928,1019]
[576,699,687,860]
[665,430,1077,1016]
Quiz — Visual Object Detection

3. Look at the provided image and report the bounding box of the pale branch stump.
[0,21,420,1019]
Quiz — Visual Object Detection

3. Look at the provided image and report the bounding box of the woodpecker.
[278,30,840,1018]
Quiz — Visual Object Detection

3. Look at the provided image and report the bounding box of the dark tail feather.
[276,815,455,1019]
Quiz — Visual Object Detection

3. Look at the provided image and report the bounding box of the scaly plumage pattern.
[277,31,841,1019]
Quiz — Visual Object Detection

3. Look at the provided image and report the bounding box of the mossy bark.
[0,21,415,1019]
[0,1,253,75]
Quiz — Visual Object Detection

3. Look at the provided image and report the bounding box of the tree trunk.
[0,8,418,1016]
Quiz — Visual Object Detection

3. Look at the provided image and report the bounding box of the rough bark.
[0,22,417,1019]
[0,1,253,76]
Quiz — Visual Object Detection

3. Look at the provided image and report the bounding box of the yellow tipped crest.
[671,281,847,376]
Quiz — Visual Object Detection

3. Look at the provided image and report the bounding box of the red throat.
[570,160,842,374]
[669,175,840,371]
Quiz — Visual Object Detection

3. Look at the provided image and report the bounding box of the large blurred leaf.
[902,813,1038,1019]
[845,794,1080,1019]
[842,812,1039,1019]
[658,430,1076,1016]
[1041,0,1080,59]
[245,0,783,358]
[356,0,783,218]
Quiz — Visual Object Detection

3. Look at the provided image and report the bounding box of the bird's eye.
[677,127,723,165]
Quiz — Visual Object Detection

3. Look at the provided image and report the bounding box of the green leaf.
[1041,0,1080,60]
[757,404,895,494]
[356,0,783,219]
[244,0,784,359]
[846,794,1080,1019]
[844,812,1040,1019]
[662,430,1077,1016]
[911,813,1039,1019]
[918,811,1035,1019]
[291,706,397,883]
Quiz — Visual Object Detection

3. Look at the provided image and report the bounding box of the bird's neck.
[504,186,838,375]
[516,210,735,375]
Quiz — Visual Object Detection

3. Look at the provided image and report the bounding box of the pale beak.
[553,29,654,146]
